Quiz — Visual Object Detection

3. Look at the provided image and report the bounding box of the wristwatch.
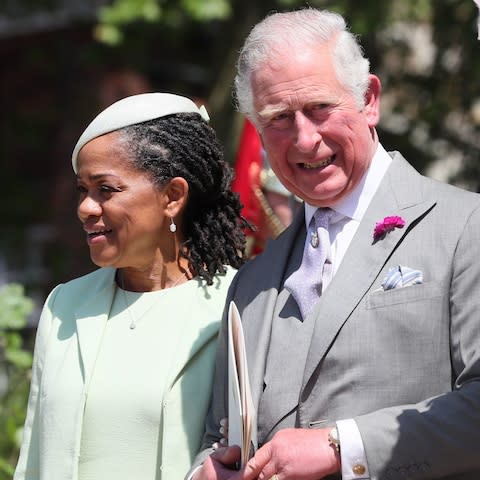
[328,426,341,454]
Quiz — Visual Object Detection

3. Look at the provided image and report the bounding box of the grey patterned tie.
[285,208,334,319]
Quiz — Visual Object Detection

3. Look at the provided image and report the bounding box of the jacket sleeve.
[13,285,62,480]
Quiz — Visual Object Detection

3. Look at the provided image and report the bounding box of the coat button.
[353,463,366,475]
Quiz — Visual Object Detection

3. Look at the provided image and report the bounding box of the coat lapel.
[163,279,221,392]
[75,268,117,388]
[244,208,306,406]
[301,153,436,392]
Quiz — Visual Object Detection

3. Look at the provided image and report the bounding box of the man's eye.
[312,103,329,110]
[269,112,292,128]
[272,111,292,122]
[309,104,331,116]
[76,185,87,193]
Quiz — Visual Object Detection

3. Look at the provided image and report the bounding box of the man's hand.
[193,445,242,480]
[240,428,340,480]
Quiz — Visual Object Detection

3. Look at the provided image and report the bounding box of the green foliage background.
[93,0,480,189]
[0,285,33,479]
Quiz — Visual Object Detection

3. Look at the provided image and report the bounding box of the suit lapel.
[75,268,117,388]
[245,207,306,405]
[301,154,436,392]
[236,207,305,445]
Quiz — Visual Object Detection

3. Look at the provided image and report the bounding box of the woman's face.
[76,131,168,269]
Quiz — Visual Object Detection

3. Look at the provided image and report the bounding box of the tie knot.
[313,208,334,230]
[309,208,334,249]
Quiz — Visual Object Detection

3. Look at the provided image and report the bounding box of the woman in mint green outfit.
[14,93,248,480]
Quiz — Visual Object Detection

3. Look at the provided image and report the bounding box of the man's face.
[252,43,380,207]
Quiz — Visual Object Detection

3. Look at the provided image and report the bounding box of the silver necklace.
[118,270,187,330]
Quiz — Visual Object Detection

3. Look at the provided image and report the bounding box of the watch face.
[328,427,340,453]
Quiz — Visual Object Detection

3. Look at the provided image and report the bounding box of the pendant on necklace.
[120,270,188,331]
[310,231,319,248]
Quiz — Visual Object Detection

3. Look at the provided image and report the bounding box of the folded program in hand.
[227,301,255,468]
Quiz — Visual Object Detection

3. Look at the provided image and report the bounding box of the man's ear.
[164,177,189,217]
[363,74,382,127]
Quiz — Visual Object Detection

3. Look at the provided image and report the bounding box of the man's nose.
[294,111,322,153]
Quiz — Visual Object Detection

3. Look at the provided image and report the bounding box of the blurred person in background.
[232,118,300,256]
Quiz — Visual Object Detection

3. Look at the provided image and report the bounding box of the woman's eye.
[76,184,87,193]
[100,185,119,193]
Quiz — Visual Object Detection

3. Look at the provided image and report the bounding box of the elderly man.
[191,8,480,480]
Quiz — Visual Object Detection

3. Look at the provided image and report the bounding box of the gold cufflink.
[352,463,366,475]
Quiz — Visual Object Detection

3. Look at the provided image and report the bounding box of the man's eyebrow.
[257,104,290,121]
[257,96,337,121]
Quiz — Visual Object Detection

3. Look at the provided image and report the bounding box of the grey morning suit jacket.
[194,152,480,480]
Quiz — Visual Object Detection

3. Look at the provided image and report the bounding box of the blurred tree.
[93,0,480,190]
[0,284,34,479]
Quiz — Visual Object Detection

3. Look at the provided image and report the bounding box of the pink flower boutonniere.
[373,216,405,242]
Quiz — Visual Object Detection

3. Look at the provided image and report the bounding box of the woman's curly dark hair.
[119,112,249,285]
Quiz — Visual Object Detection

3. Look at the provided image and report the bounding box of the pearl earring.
[169,217,177,233]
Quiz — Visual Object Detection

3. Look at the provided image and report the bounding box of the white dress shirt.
[304,143,392,479]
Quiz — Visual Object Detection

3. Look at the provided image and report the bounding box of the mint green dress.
[14,266,236,480]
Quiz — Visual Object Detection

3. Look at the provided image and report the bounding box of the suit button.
[352,464,366,475]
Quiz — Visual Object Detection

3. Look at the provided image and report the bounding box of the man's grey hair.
[234,8,371,123]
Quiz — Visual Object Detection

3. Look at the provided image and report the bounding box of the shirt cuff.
[336,418,370,480]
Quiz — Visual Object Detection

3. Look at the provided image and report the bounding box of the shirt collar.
[305,143,392,227]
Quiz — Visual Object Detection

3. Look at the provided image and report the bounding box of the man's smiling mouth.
[301,155,335,169]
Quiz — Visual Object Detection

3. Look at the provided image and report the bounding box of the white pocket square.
[381,265,423,291]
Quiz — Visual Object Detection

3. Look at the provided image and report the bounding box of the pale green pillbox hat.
[71,92,210,173]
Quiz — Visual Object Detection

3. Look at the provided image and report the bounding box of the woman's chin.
[89,255,117,269]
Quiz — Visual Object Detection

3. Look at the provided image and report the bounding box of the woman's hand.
[213,417,229,449]
[192,445,241,480]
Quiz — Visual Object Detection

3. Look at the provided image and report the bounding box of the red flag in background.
[232,118,298,256]
[231,118,265,255]
[232,118,263,226]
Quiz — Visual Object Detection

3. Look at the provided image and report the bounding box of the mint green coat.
[14,266,235,480]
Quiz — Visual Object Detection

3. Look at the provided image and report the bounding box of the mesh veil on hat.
[71,92,210,172]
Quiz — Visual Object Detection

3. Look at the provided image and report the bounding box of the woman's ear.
[164,177,189,217]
